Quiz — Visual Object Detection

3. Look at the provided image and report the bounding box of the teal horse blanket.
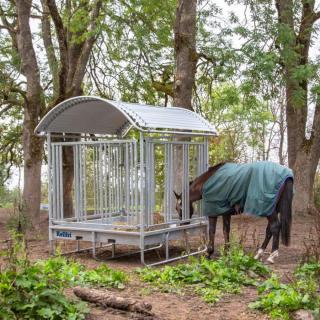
[202,161,293,217]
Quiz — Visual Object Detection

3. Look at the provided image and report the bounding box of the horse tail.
[279,178,293,246]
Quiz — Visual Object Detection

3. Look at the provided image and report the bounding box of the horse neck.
[189,162,226,202]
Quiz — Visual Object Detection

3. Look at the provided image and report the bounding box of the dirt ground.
[0,208,316,320]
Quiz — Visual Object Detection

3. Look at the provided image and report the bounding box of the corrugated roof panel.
[35,96,217,136]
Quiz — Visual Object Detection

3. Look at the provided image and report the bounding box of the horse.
[174,161,294,264]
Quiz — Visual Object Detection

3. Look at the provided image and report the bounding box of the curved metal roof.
[35,96,217,136]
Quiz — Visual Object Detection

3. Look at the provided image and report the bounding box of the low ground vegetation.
[137,244,269,303]
[0,234,127,319]
[250,261,320,319]
[1,231,320,319]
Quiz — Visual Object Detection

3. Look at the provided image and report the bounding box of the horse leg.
[266,212,281,264]
[254,220,272,260]
[223,214,231,252]
[207,216,217,258]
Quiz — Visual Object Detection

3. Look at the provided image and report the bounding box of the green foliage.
[203,84,274,163]
[0,235,88,320]
[80,264,127,289]
[6,200,31,234]
[0,186,20,208]
[250,262,320,319]
[0,106,23,185]
[0,234,128,319]
[87,0,176,104]
[137,244,269,303]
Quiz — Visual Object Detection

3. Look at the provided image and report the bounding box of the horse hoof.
[266,250,279,264]
[254,248,264,260]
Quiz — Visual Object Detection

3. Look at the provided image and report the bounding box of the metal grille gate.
[49,136,209,265]
[50,140,139,226]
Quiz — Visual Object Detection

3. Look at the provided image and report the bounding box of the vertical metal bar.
[116,144,122,215]
[78,144,82,221]
[113,145,116,215]
[125,143,130,224]
[53,145,57,220]
[202,138,209,217]
[99,144,104,218]
[76,144,80,221]
[73,145,77,221]
[83,144,87,221]
[116,145,120,214]
[164,143,168,222]
[204,137,209,171]
[108,143,112,221]
[119,144,123,217]
[168,143,173,222]
[150,142,155,225]
[134,140,138,226]
[182,144,189,221]
[130,142,134,226]
[165,233,170,260]
[105,144,109,220]
[139,132,145,254]
[168,143,172,223]
[47,134,53,239]
[96,145,100,216]
[92,231,96,258]
[81,144,85,221]
[51,145,56,220]
[93,146,96,215]
[78,144,81,221]
[145,140,150,226]
[58,145,63,220]
[55,145,61,220]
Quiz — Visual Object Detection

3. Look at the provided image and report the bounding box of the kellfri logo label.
[56,231,72,238]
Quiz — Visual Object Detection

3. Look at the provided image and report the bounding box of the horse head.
[174,186,194,221]
[173,191,183,220]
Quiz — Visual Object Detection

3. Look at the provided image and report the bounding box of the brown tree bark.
[15,0,44,225]
[173,0,197,194]
[275,0,320,214]
[278,92,286,165]
[173,0,197,109]
[73,287,154,316]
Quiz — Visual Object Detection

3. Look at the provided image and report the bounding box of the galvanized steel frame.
[47,132,209,265]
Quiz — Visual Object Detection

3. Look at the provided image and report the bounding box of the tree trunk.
[62,146,74,218]
[293,151,318,214]
[173,0,197,109]
[173,0,197,194]
[15,0,44,227]
[22,109,43,225]
[275,0,320,214]
[278,94,286,165]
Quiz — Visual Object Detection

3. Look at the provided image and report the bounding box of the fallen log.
[73,286,154,316]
